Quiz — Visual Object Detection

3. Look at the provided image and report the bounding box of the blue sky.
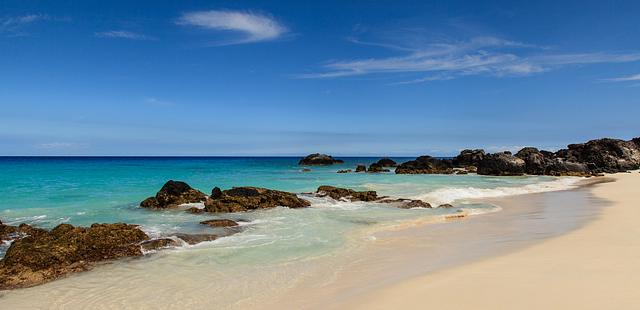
[1,0,639,156]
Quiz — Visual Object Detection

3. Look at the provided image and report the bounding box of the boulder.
[395,156,455,174]
[544,158,591,176]
[355,164,367,172]
[202,187,311,213]
[0,220,18,240]
[453,149,485,167]
[367,163,390,173]
[315,186,378,202]
[375,158,397,167]
[556,138,640,173]
[337,169,352,173]
[200,219,239,228]
[140,180,206,209]
[477,152,526,176]
[515,147,547,175]
[140,238,181,252]
[0,223,149,289]
[438,204,454,208]
[298,154,344,165]
[172,233,218,245]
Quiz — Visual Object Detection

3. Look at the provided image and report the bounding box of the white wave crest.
[416,177,583,205]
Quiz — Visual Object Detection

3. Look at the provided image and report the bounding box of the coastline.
[330,172,639,309]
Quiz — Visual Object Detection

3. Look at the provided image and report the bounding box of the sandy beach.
[337,172,640,309]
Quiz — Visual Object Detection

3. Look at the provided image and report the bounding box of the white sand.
[339,173,640,309]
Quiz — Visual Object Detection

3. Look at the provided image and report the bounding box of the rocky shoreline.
[1,136,637,290]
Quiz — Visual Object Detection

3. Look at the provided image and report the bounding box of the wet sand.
[330,173,639,309]
[262,177,613,309]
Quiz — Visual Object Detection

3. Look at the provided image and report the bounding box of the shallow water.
[0,157,586,308]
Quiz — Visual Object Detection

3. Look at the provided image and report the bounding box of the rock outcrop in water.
[0,220,240,289]
[201,187,311,213]
[395,156,455,174]
[375,158,397,167]
[453,149,485,168]
[367,163,390,173]
[0,223,149,289]
[315,186,378,202]
[355,164,367,172]
[477,152,526,176]
[377,198,432,209]
[140,180,207,209]
[200,219,239,227]
[298,154,344,165]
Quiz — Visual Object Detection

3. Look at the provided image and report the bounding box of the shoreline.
[327,172,639,309]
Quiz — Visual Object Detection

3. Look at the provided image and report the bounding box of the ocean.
[0,156,584,307]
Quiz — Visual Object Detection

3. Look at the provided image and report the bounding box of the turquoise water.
[0,157,572,260]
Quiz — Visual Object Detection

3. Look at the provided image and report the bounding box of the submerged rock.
[395,156,455,174]
[298,154,344,166]
[140,180,206,209]
[477,152,526,176]
[367,163,390,173]
[315,186,378,202]
[140,238,181,252]
[172,233,218,245]
[202,187,311,213]
[337,169,352,173]
[200,219,239,227]
[437,204,454,208]
[377,199,432,209]
[0,223,149,290]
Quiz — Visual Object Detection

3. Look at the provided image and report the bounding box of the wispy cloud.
[176,10,287,44]
[601,73,640,82]
[36,142,87,150]
[300,36,640,83]
[0,14,48,36]
[95,30,156,40]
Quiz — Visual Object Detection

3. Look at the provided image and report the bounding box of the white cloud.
[176,10,287,44]
[0,14,48,35]
[601,73,640,82]
[300,36,640,83]
[36,142,87,150]
[95,30,156,40]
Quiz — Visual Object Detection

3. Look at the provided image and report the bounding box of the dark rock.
[556,138,640,173]
[355,164,366,172]
[301,168,312,172]
[377,199,432,209]
[477,152,526,176]
[298,154,344,166]
[515,147,547,175]
[367,163,390,173]
[186,207,205,214]
[544,158,591,176]
[202,187,311,213]
[173,233,218,245]
[395,156,455,174]
[438,204,454,208]
[200,219,239,228]
[337,169,352,173]
[455,170,469,175]
[316,186,378,202]
[140,238,180,251]
[211,187,223,199]
[453,149,485,167]
[375,158,397,167]
[140,180,206,209]
[0,223,149,289]
[0,220,18,241]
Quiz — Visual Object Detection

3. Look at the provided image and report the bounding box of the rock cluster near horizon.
[395,137,640,176]
[299,153,344,165]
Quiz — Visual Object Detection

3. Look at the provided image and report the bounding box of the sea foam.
[415,177,583,205]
